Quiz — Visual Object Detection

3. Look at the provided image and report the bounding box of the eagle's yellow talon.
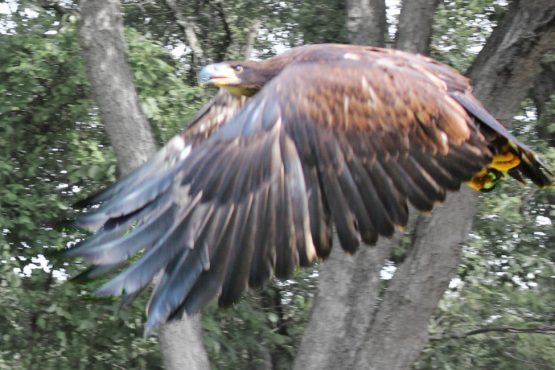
[492,151,514,162]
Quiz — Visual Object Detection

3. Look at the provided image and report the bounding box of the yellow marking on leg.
[466,169,490,191]
[466,146,523,192]
[466,167,504,191]
[466,178,485,191]
[490,151,520,172]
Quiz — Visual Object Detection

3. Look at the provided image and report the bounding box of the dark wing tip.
[69,263,122,285]
[73,192,102,209]
[518,153,554,188]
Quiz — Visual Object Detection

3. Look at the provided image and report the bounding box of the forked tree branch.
[163,0,206,66]
[207,0,232,61]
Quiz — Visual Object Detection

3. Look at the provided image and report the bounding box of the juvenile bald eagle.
[67,44,552,334]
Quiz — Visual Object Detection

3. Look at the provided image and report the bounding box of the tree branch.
[346,0,387,47]
[78,1,209,369]
[466,0,555,121]
[207,0,232,61]
[431,325,555,341]
[163,0,206,66]
[244,19,260,59]
[395,0,441,53]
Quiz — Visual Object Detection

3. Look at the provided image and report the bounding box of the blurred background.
[0,0,554,369]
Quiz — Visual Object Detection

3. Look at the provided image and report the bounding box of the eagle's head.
[198,59,285,97]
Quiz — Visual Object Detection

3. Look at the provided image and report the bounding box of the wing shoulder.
[181,89,248,146]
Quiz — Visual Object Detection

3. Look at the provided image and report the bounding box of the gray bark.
[294,1,555,369]
[164,0,206,66]
[347,0,387,46]
[244,20,261,59]
[531,62,555,118]
[532,62,555,147]
[79,0,156,175]
[395,0,441,54]
[159,317,210,370]
[78,1,210,369]
[293,228,412,370]
[353,189,478,370]
[466,0,555,123]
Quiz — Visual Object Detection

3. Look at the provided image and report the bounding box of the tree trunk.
[352,189,478,370]
[529,61,555,154]
[395,0,441,54]
[164,0,206,67]
[466,1,555,123]
[294,1,555,369]
[79,0,156,175]
[244,20,261,59]
[78,1,210,369]
[159,318,210,370]
[531,62,555,120]
[347,0,387,46]
[293,229,412,370]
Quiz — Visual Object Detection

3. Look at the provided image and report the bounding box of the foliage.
[415,176,555,369]
[202,268,317,370]
[0,5,202,368]
[123,0,296,64]
[285,0,348,45]
[1,1,554,369]
[537,91,555,147]
[125,27,205,142]
[431,0,506,71]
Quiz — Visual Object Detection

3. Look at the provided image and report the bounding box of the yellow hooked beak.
[198,63,241,87]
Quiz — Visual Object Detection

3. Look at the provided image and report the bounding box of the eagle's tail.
[466,144,552,192]
[450,91,553,192]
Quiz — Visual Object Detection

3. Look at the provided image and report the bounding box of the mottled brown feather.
[180,89,248,146]
[68,44,552,335]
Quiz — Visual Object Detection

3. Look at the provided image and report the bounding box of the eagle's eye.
[233,65,243,73]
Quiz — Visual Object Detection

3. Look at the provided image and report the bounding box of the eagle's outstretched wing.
[67,47,552,335]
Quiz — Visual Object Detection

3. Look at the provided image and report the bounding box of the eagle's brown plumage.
[67,44,553,334]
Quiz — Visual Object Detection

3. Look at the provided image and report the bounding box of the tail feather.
[515,151,553,187]
[451,91,553,190]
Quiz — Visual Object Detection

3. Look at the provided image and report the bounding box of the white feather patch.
[344,52,361,61]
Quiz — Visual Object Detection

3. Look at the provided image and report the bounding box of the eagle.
[66,44,553,334]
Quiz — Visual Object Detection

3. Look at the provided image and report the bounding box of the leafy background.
[0,0,553,369]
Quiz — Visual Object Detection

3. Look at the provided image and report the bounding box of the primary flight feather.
[66,44,553,334]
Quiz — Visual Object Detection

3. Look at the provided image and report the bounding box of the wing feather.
[67,45,551,335]
[248,179,278,288]
[219,194,257,305]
